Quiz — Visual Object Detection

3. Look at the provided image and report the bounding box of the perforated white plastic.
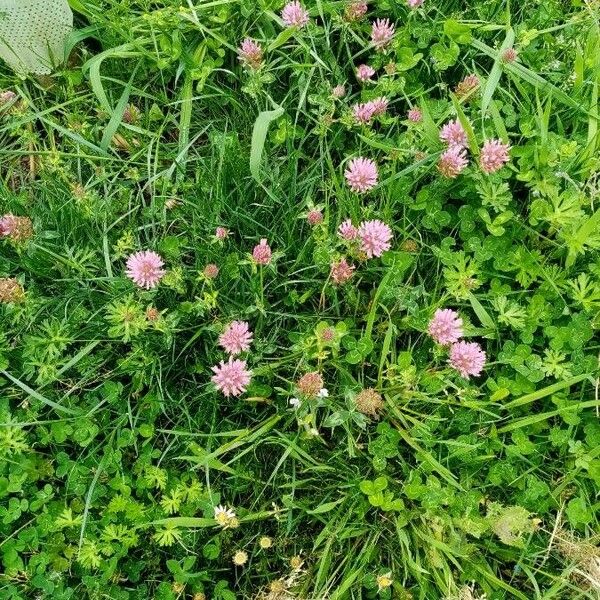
[0,0,73,75]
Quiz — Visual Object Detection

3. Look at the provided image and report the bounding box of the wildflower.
[0,278,25,303]
[453,583,488,600]
[438,146,468,178]
[252,238,272,265]
[268,580,288,596]
[289,397,301,409]
[401,239,419,252]
[384,61,396,75]
[215,226,229,240]
[125,250,166,289]
[357,220,392,258]
[122,103,140,124]
[407,0,424,7]
[449,341,486,378]
[318,388,329,398]
[0,90,17,106]
[332,84,346,98]
[428,309,463,345]
[355,388,384,417]
[0,214,33,242]
[290,555,304,570]
[145,306,160,321]
[370,97,389,116]
[455,74,480,99]
[376,572,393,591]
[307,209,323,225]
[232,550,248,566]
[238,38,263,69]
[330,258,355,284]
[7,217,31,240]
[193,594,206,600]
[297,372,324,398]
[501,47,518,63]
[203,263,219,279]
[218,320,253,355]
[338,219,358,240]
[344,0,368,21]
[281,1,309,28]
[356,64,375,82]
[352,102,376,125]
[344,157,378,193]
[214,505,237,528]
[259,536,273,549]
[480,139,510,174]
[320,327,335,341]
[211,357,252,396]
[371,18,394,50]
[407,107,422,122]
[440,119,467,148]
[165,198,179,210]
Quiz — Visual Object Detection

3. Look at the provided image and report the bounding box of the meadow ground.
[1,0,600,599]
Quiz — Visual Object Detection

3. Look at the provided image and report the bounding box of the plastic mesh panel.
[0,0,73,75]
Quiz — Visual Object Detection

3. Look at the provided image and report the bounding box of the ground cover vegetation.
[1,0,600,598]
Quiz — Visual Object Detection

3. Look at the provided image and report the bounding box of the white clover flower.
[289,397,301,409]
[318,388,329,398]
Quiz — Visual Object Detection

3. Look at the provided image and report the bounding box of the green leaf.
[368,491,384,507]
[373,476,388,492]
[100,70,136,151]
[82,42,141,111]
[473,37,593,117]
[306,499,345,514]
[1,370,80,415]
[396,47,422,71]
[480,28,515,116]
[566,209,600,267]
[345,349,363,364]
[359,480,375,495]
[267,26,298,51]
[468,294,496,332]
[149,517,215,528]
[504,374,590,409]
[356,337,374,356]
[566,497,592,527]
[250,104,285,182]
[443,19,472,44]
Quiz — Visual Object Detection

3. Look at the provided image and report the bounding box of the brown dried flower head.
[296,372,323,398]
[0,278,25,303]
[355,388,384,417]
[0,214,33,242]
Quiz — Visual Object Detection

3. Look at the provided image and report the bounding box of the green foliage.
[1,0,599,598]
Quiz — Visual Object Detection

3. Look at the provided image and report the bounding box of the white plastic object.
[0,0,73,75]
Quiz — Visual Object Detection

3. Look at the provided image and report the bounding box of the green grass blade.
[1,370,80,415]
[250,104,285,182]
[480,28,515,116]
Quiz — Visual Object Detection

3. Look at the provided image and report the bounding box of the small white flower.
[308,428,320,436]
[318,388,329,398]
[376,571,393,591]
[214,504,236,528]
[289,397,301,408]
